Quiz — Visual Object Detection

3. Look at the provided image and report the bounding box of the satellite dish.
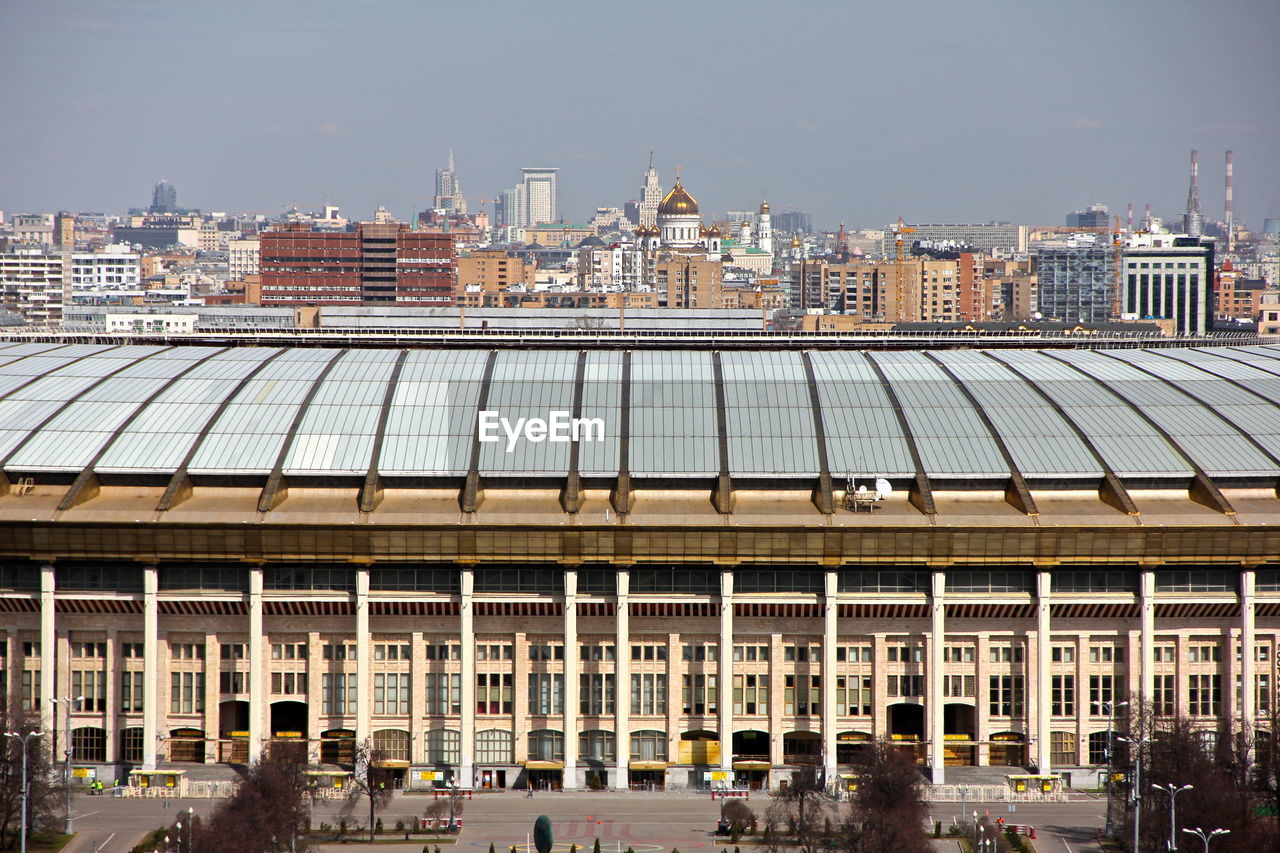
[875,478,893,499]
[857,485,868,494]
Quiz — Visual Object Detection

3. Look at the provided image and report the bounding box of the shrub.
[376,818,384,835]
[594,840,602,853]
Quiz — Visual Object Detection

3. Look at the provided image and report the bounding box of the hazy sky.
[2,0,1277,231]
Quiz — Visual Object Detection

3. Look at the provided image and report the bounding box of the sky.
[1,0,1278,232]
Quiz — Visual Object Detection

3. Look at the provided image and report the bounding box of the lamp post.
[4,730,44,853]
[1181,827,1229,853]
[1118,735,1149,853]
[50,695,85,835]
[1102,700,1128,837]
[1152,784,1193,853]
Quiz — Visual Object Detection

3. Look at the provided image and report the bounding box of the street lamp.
[1181,827,1230,853]
[1118,735,1149,853]
[1102,700,1129,837]
[1152,784,1193,853]
[186,806,195,853]
[4,730,44,853]
[50,695,85,835]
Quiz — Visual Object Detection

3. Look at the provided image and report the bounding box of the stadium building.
[0,339,1278,790]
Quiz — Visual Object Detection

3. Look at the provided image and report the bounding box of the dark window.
[1155,569,1234,593]
[56,562,143,592]
[473,567,563,594]
[0,561,39,591]
[158,564,248,592]
[1053,570,1134,593]
[735,568,823,593]
[369,567,460,593]
[263,564,356,591]
[631,567,719,594]
[837,570,924,593]
[577,568,616,594]
[948,571,1032,593]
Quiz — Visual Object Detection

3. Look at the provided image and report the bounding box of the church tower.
[757,196,773,254]
[657,169,701,248]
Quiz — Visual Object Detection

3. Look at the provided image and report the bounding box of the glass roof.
[479,350,579,476]
[808,351,915,478]
[630,350,718,477]
[283,349,400,476]
[578,351,622,477]
[379,349,488,476]
[869,351,1008,478]
[721,351,818,476]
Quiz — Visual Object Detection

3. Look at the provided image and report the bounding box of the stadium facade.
[0,339,1278,790]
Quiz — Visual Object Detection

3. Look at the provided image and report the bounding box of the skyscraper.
[149,180,178,214]
[521,167,558,227]
[433,150,466,214]
[639,153,661,228]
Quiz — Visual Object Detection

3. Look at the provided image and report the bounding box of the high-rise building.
[1066,204,1109,228]
[0,249,70,323]
[497,185,526,230]
[1034,241,1115,324]
[521,167,559,227]
[259,222,455,306]
[1121,234,1213,335]
[639,154,661,228]
[71,243,141,289]
[433,150,466,215]
[150,180,178,214]
[774,210,813,234]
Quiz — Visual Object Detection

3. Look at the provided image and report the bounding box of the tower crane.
[893,217,915,322]
[1111,215,1124,319]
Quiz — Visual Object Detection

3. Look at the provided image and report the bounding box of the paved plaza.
[57,788,1106,853]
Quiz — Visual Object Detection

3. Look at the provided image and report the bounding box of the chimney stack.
[1225,150,1234,251]
[1127,202,1133,231]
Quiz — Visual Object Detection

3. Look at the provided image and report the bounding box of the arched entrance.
[989,732,1027,767]
[731,730,770,789]
[168,727,206,764]
[217,700,250,763]
[320,729,356,766]
[783,731,821,766]
[888,703,925,764]
[836,731,873,766]
[944,703,976,766]
[270,701,308,763]
[72,727,107,763]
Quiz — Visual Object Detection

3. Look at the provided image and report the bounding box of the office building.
[1066,205,1109,229]
[522,168,559,227]
[228,238,261,282]
[1121,234,1214,335]
[259,223,454,306]
[70,244,141,289]
[1034,241,1115,324]
[150,180,179,215]
[0,340,1277,791]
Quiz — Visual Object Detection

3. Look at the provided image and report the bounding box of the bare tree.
[191,750,312,853]
[842,742,931,853]
[346,739,394,843]
[764,771,833,853]
[0,702,59,851]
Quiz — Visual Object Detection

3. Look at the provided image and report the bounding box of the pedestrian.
[526,785,534,798]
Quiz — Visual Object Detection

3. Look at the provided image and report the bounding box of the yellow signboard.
[709,771,729,782]
[413,770,440,782]
[678,739,721,765]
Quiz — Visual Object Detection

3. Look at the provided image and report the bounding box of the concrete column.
[871,634,887,741]
[40,564,56,739]
[307,631,322,764]
[822,571,838,785]
[1140,570,1155,706]
[248,567,264,764]
[104,628,117,763]
[459,568,475,786]
[354,568,370,750]
[203,633,217,763]
[718,569,734,775]
[141,565,158,768]
[929,570,946,784]
[1074,633,1088,764]
[768,634,783,770]
[613,569,630,789]
[1241,570,1256,724]
[409,630,425,766]
[562,569,579,789]
[1035,571,1052,774]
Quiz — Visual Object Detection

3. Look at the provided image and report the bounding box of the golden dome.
[760,198,770,214]
[658,179,699,216]
[707,224,722,236]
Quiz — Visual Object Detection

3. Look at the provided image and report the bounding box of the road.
[56,789,1106,853]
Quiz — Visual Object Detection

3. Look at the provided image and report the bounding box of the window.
[1188,674,1221,716]
[989,675,1025,717]
[219,672,246,694]
[220,644,247,661]
[1155,570,1234,593]
[121,643,144,658]
[21,670,40,711]
[424,644,458,661]
[477,673,513,714]
[21,641,39,658]
[1154,645,1176,663]
[944,647,975,663]
[264,564,355,591]
[172,643,205,660]
[944,675,975,698]
[784,645,820,663]
[272,643,308,660]
[476,644,513,661]
[72,642,107,658]
[374,673,409,715]
[120,727,144,763]
[838,570,924,593]
[323,643,354,661]
[989,645,1024,664]
[271,672,305,695]
[528,673,564,715]
[836,675,872,715]
[373,729,410,762]
[733,645,769,662]
[631,644,667,661]
[630,730,667,761]
[72,670,107,712]
[475,729,514,764]
[1088,675,1120,716]
[888,646,923,663]
[170,672,205,714]
[1257,646,1271,662]
[424,729,461,765]
[837,646,872,663]
[630,567,719,593]
[579,730,615,762]
[1051,646,1076,664]
[322,673,356,715]
[527,729,564,762]
[374,644,410,661]
[580,644,615,662]
[1089,645,1125,663]
[947,571,1031,593]
[72,727,107,762]
[1259,675,1272,714]
[121,671,144,712]
[370,567,459,593]
[887,675,924,697]
[1050,732,1076,767]
[1053,570,1133,593]
[1188,644,1221,663]
[528,644,564,661]
[580,673,616,715]
[1153,674,1175,716]
[733,674,769,715]
[681,644,719,662]
[424,673,461,715]
[1051,675,1075,716]
[785,674,821,715]
[1088,731,1111,765]
[474,567,564,593]
[681,674,717,715]
[630,673,667,716]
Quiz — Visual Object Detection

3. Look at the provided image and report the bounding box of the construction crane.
[1111,215,1124,319]
[892,217,915,322]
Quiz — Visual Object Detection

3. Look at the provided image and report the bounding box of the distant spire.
[648,150,654,170]
[1184,149,1203,237]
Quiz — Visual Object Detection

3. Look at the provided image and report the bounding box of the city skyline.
[1,1,1277,230]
